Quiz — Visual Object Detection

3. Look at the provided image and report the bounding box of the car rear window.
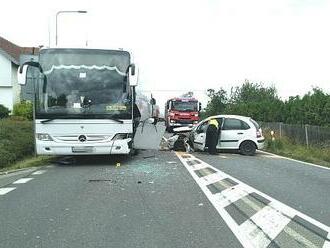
[250,119,260,129]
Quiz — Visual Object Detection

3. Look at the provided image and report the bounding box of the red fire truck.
[165,97,201,132]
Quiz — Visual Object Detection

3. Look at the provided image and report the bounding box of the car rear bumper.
[257,138,265,149]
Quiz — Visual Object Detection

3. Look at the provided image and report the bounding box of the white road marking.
[201,173,226,185]
[283,225,319,248]
[239,219,272,247]
[13,178,33,184]
[0,187,16,195]
[243,205,291,240]
[32,170,46,175]
[260,154,278,158]
[190,162,209,171]
[215,184,252,208]
[259,150,330,171]
[176,152,330,248]
[323,233,330,248]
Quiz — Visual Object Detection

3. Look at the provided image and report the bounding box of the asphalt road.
[0,150,329,248]
[194,151,330,225]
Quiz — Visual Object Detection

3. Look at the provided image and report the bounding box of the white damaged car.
[188,115,265,155]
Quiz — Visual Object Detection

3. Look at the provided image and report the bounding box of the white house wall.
[0,53,11,86]
[0,88,13,111]
[11,63,20,105]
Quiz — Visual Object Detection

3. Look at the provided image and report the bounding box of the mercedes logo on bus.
[78,135,87,142]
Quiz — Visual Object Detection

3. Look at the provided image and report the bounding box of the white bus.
[18,48,157,155]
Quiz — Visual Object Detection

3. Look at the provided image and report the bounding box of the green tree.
[224,80,283,122]
[204,88,228,116]
[284,88,330,126]
[203,80,329,126]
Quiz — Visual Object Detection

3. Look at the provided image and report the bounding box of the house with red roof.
[0,36,39,111]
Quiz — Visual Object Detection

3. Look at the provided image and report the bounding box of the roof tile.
[0,36,39,64]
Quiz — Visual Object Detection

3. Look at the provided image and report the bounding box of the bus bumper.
[36,139,131,155]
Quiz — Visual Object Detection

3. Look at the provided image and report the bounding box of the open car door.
[193,121,208,151]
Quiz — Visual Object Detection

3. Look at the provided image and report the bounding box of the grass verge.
[0,117,34,168]
[0,156,55,173]
[264,136,330,168]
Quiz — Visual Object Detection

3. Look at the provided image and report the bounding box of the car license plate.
[72,146,94,153]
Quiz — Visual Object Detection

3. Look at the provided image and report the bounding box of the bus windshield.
[36,49,132,119]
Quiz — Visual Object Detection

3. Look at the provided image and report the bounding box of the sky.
[1,0,330,108]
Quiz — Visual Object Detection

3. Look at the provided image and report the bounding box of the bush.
[0,118,34,168]
[13,101,33,120]
[0,104,10,119]
[266,137,285,151]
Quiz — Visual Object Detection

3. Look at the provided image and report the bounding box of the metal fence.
[259,122,330,147]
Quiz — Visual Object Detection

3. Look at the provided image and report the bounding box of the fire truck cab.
[165,97,201,132]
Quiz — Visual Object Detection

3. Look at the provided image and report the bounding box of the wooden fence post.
[305,124,309,148]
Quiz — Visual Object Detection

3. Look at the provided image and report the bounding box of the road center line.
[13,178,33,184]
[176,152,330,248]
[0,187,16,195]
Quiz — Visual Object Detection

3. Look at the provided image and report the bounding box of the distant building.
[0,36,39,111]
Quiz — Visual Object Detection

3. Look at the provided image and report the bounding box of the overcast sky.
[1,0,330,107]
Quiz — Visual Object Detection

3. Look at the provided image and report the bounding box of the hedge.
[0,118,34,168]
[13,101,33,120]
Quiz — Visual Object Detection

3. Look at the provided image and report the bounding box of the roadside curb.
[259,150,330,171]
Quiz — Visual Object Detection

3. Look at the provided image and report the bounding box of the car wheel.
[240,141,256,156]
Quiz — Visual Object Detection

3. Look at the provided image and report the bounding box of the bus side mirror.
[18,65,28,85]
[129,64,138,86]
[18,61,42,85]
[199,102,202,111]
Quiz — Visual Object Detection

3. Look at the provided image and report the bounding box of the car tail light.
[256,130,262,138]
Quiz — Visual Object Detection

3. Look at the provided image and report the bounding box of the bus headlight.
[37,133,53,141]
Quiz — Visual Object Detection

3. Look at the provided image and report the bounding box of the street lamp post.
[55,10,87,46]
